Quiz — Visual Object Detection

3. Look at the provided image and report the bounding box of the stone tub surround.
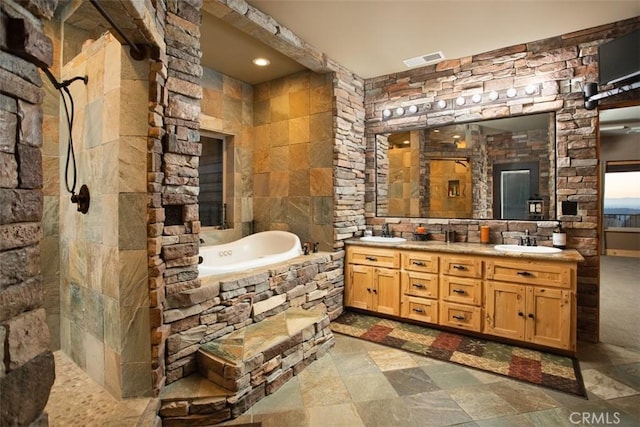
[363,18,640,344]
[162,251,344,387]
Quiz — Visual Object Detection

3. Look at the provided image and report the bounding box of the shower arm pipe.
[88,0,147,60]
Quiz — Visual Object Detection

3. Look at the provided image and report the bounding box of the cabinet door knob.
[528,313,534,319]
[452,315,466,321]
[518,312,524,317]
[453,289,466,294]
[366,256,377,261]
[413,283,425,288]
[517,271,533,277]
[372,289,377,294]
[366,287,371,292]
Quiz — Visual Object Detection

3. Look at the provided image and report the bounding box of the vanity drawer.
[402,296,438,323]
[402,251,439,273]
[486,258,573,289]
[440,276,482,306]
[439,302,482,333]
[441,256,483,279]
[402,271,438,299]
[347,246,400,268]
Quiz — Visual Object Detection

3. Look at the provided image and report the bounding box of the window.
[604,164,640,228]
[199,135,226,227]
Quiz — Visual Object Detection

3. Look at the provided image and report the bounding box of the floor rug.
[330,311,587,398]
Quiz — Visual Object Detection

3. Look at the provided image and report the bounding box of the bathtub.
[198,230,303,276]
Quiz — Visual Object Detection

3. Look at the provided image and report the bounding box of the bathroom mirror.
[375,112,556,219]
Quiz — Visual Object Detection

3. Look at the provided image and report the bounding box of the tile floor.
[45,256,640,426]
[46,333,640,426]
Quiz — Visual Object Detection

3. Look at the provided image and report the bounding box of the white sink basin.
[360,236,407,243]
[494,244,562,254]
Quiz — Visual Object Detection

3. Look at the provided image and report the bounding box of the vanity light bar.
[381,84,539,119]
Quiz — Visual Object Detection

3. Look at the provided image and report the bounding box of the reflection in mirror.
[375,113,555,219]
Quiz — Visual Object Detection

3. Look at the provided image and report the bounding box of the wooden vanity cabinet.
[439,255,483,332]
[345,246,401,315]
[485,259,575,351]
[401,251,439,323]
[345,243,578,352]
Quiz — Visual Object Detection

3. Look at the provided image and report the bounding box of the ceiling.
[201,1,640,84]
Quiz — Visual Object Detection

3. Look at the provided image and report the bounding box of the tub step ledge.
[161,306,334,425]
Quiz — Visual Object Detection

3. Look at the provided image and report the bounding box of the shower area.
[42,14,151,398]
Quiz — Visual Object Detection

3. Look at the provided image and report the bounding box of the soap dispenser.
[552,222,566,249]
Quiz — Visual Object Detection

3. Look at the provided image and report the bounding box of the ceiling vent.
[403,51,445,68]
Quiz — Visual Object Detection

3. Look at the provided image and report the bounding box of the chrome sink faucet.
[519,229,537,246]
[382,223,391,237]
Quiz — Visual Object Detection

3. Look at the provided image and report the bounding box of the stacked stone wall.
[363,18,640,342]
[147,0,204,396]
[0,0,57,424]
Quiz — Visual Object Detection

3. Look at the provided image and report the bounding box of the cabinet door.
[525,287,572,350]
[346,264,373,310]
[485,281,526,341]
[374,267,400,315]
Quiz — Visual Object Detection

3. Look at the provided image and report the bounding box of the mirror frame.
[374,112,557,220]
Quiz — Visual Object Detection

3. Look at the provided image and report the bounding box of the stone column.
[0,0,58,424]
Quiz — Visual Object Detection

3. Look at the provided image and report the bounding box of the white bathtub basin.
[494,244,562,254]
[360,236,407,243]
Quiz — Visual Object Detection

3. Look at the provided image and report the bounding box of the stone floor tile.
[307,402,365,427]
[608,394,640,419]
[488,380,560,412]
[582,368,639,399]
[329,334,369,355]
[342,372,399,402]
[253,409,308,427]
[597,362,640,390]
[383,367,440,396]
[250,376,303,414]
[368,348,418,371]
[331,351,380,378]
[447,386,518,420]
[355,397,417,427]
[421,363,482,390]
[403,390,472,426]
[472,413,537,427]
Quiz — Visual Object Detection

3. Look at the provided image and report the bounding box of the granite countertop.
[346,238,585,263]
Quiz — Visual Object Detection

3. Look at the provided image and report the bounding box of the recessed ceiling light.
[252,58,270,66]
